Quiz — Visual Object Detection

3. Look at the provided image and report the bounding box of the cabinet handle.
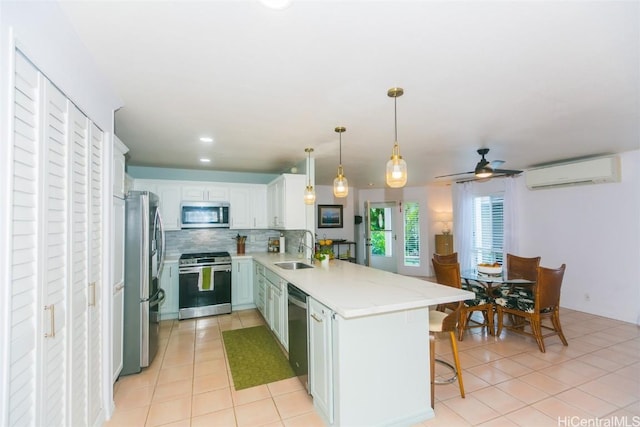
[44,304,55,338]
[311,313,323,323]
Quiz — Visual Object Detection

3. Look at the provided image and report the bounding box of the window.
[370,207,393,256]
[403,202,420,266]
[472,195,504,265]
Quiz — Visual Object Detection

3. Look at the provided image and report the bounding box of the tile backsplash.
[165,228,308,256]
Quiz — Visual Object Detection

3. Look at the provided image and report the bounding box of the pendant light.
[386,87,408,188]
[303,148,316,205]
[333,126,349,198]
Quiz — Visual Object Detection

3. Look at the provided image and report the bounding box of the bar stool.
[429,304,465,408]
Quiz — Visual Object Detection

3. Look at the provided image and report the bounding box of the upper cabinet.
[181,184,229,202]
[112,136,129,198]
[229,184,267,229]
[267,174,306,230]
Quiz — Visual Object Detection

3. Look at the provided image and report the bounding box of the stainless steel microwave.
[180,201,230,229]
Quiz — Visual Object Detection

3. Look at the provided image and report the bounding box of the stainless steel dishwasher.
[287,283,309,392]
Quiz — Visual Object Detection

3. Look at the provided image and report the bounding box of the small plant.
[314,239,334,261]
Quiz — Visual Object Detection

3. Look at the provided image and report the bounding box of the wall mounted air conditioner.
[525,155,621,190]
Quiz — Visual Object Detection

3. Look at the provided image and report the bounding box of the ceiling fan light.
[475,163,493,178]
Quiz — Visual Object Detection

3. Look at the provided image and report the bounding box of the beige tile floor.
[107,308,639,427]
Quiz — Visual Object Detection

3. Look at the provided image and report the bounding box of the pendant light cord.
[394,96,398,142]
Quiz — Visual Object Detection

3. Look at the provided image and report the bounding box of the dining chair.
[506,253,541,281]
[495,264,568,353]
[433,252,458,264]
[432,259,494,341]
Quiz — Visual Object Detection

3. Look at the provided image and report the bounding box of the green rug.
[222,325,295,390]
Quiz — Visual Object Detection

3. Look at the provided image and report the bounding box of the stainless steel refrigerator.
[121,191,166,376]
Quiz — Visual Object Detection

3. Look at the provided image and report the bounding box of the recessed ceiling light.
[199,137,213,143]
[259,0,292,10]
[200,158,211,163]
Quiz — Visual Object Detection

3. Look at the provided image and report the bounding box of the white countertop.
[251,253,474,319]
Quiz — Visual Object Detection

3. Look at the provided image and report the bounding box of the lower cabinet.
[258,262,288,350]
[232,258,255,310]
[159,260,179,320]
[254,262,266,316]
[308,297,334,424]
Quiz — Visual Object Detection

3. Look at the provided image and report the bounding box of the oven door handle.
[179,265,232,274]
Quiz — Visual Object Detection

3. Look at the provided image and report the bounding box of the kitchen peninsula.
[251,253,474,426]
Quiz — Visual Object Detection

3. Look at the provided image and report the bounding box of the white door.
[10,51,43,426]
[366,201,398,273]
[39,79,70,427]
[69,104,90,427]
[88,123,104,424]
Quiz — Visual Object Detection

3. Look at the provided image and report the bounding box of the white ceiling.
[59,0,639,188]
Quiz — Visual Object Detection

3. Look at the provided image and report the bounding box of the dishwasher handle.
[288,294,307,309]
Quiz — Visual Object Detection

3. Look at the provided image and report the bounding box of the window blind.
[472,195,504,265]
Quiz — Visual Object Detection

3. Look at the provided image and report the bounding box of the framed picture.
[318,204,343,228]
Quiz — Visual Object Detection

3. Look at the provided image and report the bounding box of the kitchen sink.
[275,261,314,270]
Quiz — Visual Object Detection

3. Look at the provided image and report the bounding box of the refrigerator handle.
[155,208,166,279]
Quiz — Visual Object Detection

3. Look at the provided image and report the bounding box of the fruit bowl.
[477,264,502,275]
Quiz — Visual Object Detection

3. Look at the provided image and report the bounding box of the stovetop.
[179,251,232,265]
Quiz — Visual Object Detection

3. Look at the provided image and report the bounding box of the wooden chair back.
[433,252,458,265]
[507,254,541,281]
[535,264,566,311]
[432,259,462,289]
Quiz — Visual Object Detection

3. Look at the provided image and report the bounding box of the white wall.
[314,185,356,243]
[517,150,640,324]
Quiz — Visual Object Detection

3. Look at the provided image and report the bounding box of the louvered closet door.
[69,105,89,427]
[10,51,42,427]
[88,123,104,423]
[39,78,70,427]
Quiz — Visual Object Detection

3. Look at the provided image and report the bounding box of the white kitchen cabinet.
[113,136,128,198]
[229,184,267,229]
[159,260,179,320]
[112,137,128,382]
[156,184,181,230]
[309,297,334,424]
[254,262,266,316]
[134,180,181,230]
[267,174,306,230]
[262,265,288,350]
[182,184,229,202]
[232,257,255,310]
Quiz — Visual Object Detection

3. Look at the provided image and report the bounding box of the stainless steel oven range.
[178,251,232,320]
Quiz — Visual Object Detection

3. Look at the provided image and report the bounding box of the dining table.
[460,270,536,298]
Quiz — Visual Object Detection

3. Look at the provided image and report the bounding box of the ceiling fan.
[435,148,523,182]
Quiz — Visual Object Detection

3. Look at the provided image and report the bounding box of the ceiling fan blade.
[435,171,474,179]
[493,168,523,175]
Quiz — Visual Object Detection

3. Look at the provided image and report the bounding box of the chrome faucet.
[298,229,315,263]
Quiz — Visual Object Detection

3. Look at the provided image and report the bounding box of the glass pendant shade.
[385,87,408,188]
[304,185,316,204]
[333,165,349,197]
[333,126,348,198]
[386,142,408,188]
[303,147,316,205]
